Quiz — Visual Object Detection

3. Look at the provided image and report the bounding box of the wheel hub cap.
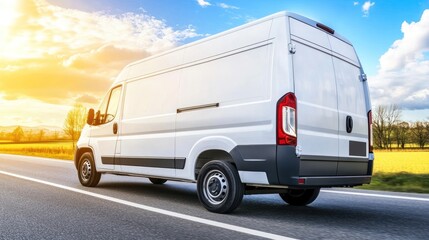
[81,160,91,181]
[203,170,228,205]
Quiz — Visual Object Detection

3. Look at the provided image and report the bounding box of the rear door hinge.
[359,73,367,82]
[288,43,296,54]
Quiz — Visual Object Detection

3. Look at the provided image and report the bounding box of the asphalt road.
[1,154,428,240]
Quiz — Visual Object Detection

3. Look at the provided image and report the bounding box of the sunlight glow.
[0,1,19,36]
[0,1,18,28]
[0,1,20,59]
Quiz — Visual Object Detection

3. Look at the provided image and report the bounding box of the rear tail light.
[277,93,297,146]
[368,110,373,152]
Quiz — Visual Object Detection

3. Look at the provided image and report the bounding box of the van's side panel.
[175,22,275,181]
[181,20,272,64]
[269,16,294,107]
[116,70,179,177]
[126,50,183,81]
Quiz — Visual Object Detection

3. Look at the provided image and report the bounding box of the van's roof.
[115,11,352,84]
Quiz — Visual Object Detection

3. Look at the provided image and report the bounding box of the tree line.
[373,104,429,149]
[1,104,87,150]
[0,127,60,142]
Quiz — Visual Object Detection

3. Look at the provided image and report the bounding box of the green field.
[0,141,74,160]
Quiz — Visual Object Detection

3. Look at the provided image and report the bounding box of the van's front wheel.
[197,161,244,213]
[279,188,320,206]
[78,152,101,187]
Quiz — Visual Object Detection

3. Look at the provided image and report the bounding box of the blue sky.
[48,0,429,76]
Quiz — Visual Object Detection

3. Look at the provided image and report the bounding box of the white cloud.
[353,2,359,6]
[369,9,429,110]
[197,0,211,7]
[362,1,375,16]
[1,1,197,60]
[0,0,200,105]
[218,3,239,10]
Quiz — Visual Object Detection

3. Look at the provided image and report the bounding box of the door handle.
[346,116,353,133]
[113,122,118,135]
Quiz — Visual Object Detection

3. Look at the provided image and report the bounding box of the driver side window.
[95,85,122,125]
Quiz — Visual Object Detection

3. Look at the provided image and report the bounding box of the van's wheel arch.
[279,188,320,206]
[197,160,244,213]
[78,152,101,187]
[149,178,167,184]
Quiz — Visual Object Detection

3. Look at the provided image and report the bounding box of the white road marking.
[0,154,73,164]
[0,170,296,240]
[322,190,429,202]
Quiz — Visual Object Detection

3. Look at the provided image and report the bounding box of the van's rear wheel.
[197,161,244,214]
[279,188,320,206]
[78,152,101,187]
[149,178,167,184]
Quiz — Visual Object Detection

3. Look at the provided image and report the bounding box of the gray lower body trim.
[230,145,279,184]
[230,145,371,187]
[101,156,115,165]
[101,156,186,169]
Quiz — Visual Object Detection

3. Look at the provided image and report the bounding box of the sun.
[0,1,19,44]
[0,1,19,29]
[0,1,21,59]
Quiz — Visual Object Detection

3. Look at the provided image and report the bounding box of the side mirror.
[87,108,95,125]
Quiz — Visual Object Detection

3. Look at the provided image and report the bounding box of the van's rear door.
[289,18,339,176]
[329,36,369,175]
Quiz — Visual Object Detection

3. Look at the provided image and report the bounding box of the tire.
[197,161,244,214]
[149,178,167,185]
[279,188,320,206]
[77,152,101,187]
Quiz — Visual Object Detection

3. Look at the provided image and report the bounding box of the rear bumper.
[231,144,372,187]
[276,145,372,187]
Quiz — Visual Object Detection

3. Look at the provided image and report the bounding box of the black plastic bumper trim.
[101,156,186,169]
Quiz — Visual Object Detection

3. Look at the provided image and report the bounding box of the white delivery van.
[75,11,374,213]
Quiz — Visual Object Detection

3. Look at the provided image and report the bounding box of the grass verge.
[358,172,429,193]
[0,141,74,160]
